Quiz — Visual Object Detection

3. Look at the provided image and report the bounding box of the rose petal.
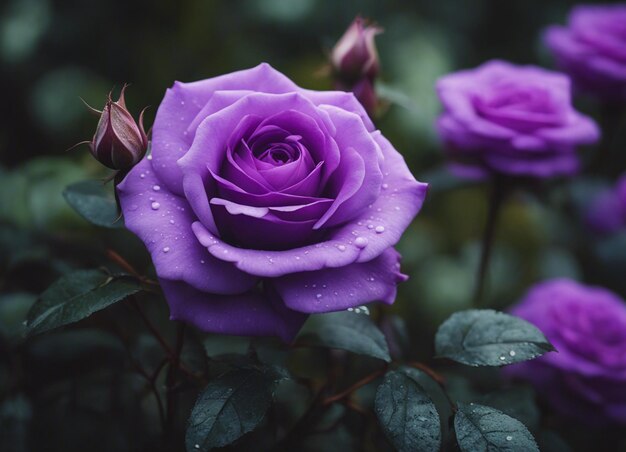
[193,132,428,277]
[117,158,258,294]
[273,248,407,313]
[162,279,307,342]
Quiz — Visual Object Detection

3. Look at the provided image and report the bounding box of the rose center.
[257,144,297,166]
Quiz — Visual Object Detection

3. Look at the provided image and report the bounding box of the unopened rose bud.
[89,86,148,171]
[331,16,382,82]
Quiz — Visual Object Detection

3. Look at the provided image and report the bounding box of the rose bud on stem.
[331,16,382,117]
[75,85,149,179]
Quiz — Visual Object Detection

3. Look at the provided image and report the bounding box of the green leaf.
[185,366,286,451]
[375,369,441,452]
[26,269,141,336]
[63,180,122,228]
[435,309,555,367]
[296,311,391,362]
[454,403,539,452]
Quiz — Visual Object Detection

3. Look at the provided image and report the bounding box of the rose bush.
[544,4,626,102]
[507,279,626,425]
[436,60,599,179]
[117,63,427,341]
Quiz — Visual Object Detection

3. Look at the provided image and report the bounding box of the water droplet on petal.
[375,225,385,233]
[147,154,153,160]
[152,185,161,191]
[162,247,170,253]
[354,237,368,248]
[140,173,145,179]
[337,245,346,252]
[151,202,160,210]
[382,183,389,189]
[316,293,322,299]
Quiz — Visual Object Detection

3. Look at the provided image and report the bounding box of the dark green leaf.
[375,369,441,452]
[185,366,286,451]
[435,310,555,367]
[63,180,122,228]
[296,311,391,362]
[26,270,141,336]
[479,387,540,431]
[454,403,539,452]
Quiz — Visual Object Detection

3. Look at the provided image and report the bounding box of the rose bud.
[331,16,382,82]
[89,85,148,171]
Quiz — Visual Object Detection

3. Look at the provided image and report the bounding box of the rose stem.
[472,176,507,307]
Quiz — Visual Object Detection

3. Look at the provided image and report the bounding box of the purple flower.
[585,174,626,234]
[507,279,626,425]
[544,4,626,102]
[116,64,427,341]
[436,60,600,179]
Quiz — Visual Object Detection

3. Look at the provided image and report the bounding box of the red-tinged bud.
[89,85,148,171]
[331,16,382,82]
[350,77,378,118]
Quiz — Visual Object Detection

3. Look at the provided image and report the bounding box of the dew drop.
[337,245,346,252]
[354,237,368,248]
[140,173,145,179]
[509,350,516,357]
[147,154,153,160]
[200,260,205,264]
[151,202,161,210]
[499,356,506,361]
[162,247,170,253]
[152,185,161,191]
[295,256,301,260]
[367,224,374,229]
[375,225,385,233]
[316,293,322,299]
[382,183,389,189]
[169,219,175,224]
[128,204,138,211]
[506,436,513,441]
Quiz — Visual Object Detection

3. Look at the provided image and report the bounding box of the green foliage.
[454,403,539,452]
[25,269,142,336]
[185,366,287,451]
[63,180,122,228]
[296,311,391,362]
[375,368,441,452]
[435,310,555,367]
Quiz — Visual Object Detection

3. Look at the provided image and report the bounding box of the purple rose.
[436,60,600,179]
[544,4,626,102]
[506,279,626,425]
[585,174,626,234]
[116,63,427,341]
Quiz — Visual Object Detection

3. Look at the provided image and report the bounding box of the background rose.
[117,63,427,341]
[506,279,626,425]
[544,4,626,102]
[585,174,626,234]
[436,60,599,179]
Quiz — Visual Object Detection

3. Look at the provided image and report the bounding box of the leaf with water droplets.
[25,269,142,336]
[454,403,539,452]
[63,180,122,228]
[435,309,555,367]
[185,366,287,451]
[375,368,441,452]
[295,311,391,362]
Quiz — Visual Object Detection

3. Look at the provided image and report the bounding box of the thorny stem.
[106,249,159,287]
[472,176,507,307]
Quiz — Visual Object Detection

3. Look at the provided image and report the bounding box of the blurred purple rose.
[585,174,626,234]
[436,60,600,179]
[507,279,626,425]
[117,63,427,341]
[544,4,626,102]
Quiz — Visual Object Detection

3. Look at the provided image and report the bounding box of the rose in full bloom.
[436,60,600,179]
[506,279,626,425]
[585,174,626,234]
[117,64,427,341]
[544,4,626,102]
